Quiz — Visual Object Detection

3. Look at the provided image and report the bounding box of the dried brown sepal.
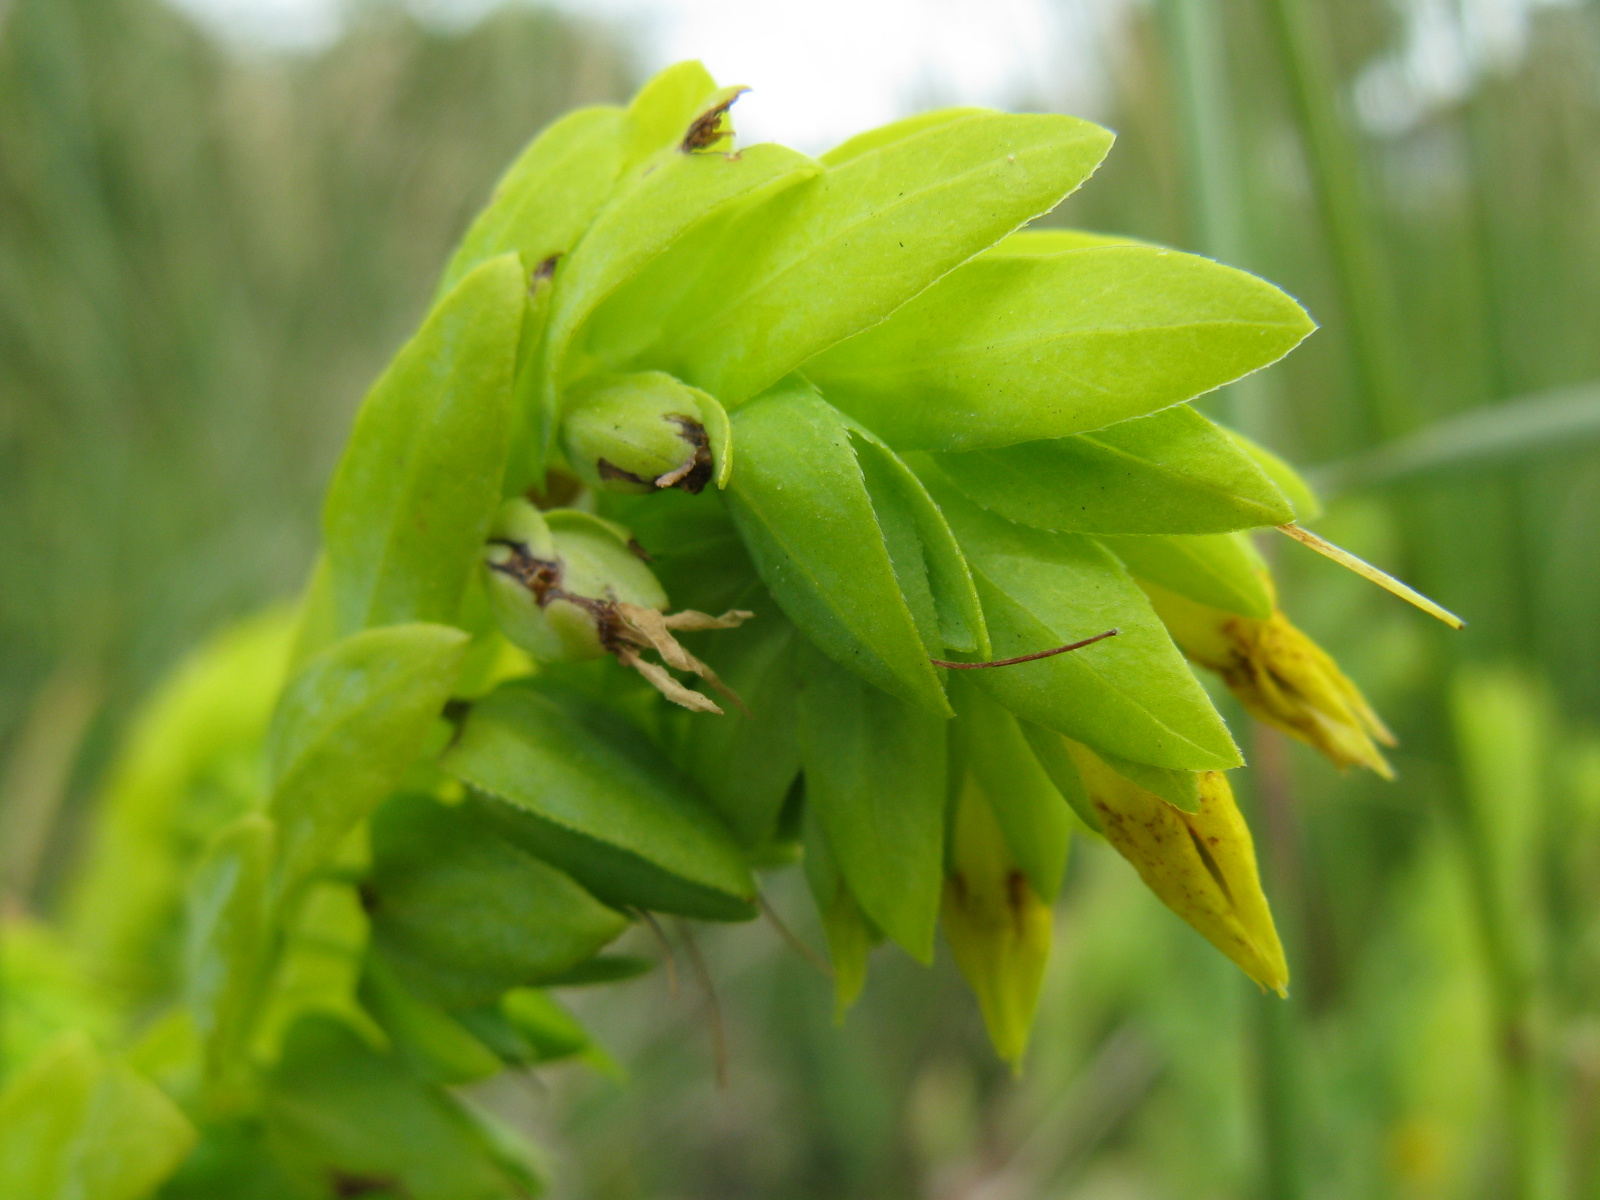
[617,646,724,715]
[615,603,753,714]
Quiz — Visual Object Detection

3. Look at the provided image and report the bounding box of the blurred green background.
[3,0,1599,1196]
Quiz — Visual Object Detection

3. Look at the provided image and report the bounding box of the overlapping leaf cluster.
[3,62,1402,1199]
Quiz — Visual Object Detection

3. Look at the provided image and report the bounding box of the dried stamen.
[1275,524,1466,629]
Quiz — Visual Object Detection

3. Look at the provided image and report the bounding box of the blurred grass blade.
[1310,381,1600,495]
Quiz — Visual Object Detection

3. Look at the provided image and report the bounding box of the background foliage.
[2,0,1598,1197]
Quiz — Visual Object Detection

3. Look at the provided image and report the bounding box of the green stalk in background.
[1260,0,1414,442]
[1258,1,1557,1195]
[1155,3,1306,1196]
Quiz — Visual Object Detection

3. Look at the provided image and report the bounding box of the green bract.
[14,62,1399,1198]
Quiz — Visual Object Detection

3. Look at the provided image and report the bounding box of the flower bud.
[1061,739,1288,995]
[484,499,666,664]
[1141,581,1395,777]
[560,372,721,495]
[941,774,1053,1067]
[483,499,752,713]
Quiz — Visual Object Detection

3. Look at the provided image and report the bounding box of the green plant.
[2,60,1452,1198]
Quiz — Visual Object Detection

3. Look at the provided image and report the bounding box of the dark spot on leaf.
[534,253,561,282]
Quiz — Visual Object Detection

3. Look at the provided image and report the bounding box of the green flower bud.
[483,498,752,712]
[484,499,666,664]
[560,372,727,495]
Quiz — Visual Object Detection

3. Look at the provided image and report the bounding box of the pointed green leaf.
[436,105,627,300]
[603,110,1114,405]
[323,253,524,635]
[264,1015,542,1200]
[932,404,1294,534]
[949,675,1072,901]
[806,242,1315,451]
[818,107,989,166]
[1096,751,1202,813]
[253,880,386,1065]
[441,683,757,920]
[621,59,720,165]
[850,427,988,654]
[457,989,608,1071]
[927,476,1241,770]
[1221,424,1323,520]
[0,1034,195,1200]
[184,814,274,1100]
[796,643,946,962]
[368,793,627,1008]
[723,379,949,714]
[988,227,1149,254]
[67,607,293,1008]
[267,623,469,898]
[1016,721,1102,834]
[1097,531,1274,619]
[544,143,818,424]
[677,606,804,850]
[359,957,503,1087]
[801,801,874,1018]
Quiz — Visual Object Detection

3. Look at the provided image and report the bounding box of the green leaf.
[850,426,988,654]
[457,989,608,1071]
[987,227,1152,254]
[676,606,804,850]
[800,801,875,1017]
[184,814,274,1101]
[435,105,627,300]
[530,955,655,988]
[368,793,627,1009]
[599,110,1114,406]
[795,642,946,962]
[932,404,1293,534]
[252,880,387,1066]
[1097,531,1274,618]
[1096,751,1202,813]
[543,142,819,428]
[0,1033,195,1200]
[323,253,524,636]
[266,623,469,899]
[805,242,1315,451]
[621,59,720,164]
[1016,721,1102,834]
[441,683,757,920]
[927,476,1241,770]
[818,107,989,165]
[263,1015,542,1200]
[949,675,1072,901]
[1221,424,1323,519]
[723,379,949,714]
[66,607,294,1009]
[359,956,504,1087]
